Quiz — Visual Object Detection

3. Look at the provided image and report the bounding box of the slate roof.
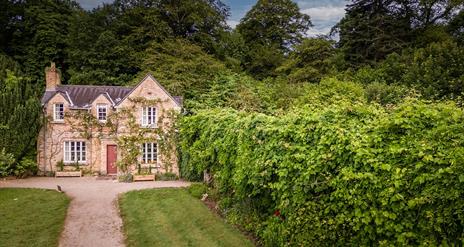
[41,84,182,108]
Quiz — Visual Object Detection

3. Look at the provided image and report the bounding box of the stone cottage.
[37,63,182,175]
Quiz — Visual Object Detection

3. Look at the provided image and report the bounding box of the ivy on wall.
[64,97,180,174]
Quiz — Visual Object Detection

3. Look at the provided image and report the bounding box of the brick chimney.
[45,62,61,91]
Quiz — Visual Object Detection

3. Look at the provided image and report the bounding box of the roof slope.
[41,81,183,108]
[41,85,132,107]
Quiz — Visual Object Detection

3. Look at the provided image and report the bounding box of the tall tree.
[335,0,464,67]
[236,0,312,79]
[140,39,228,98]
[447,9,464,45]
[65,0,230,84]
[111,0,230,54]
[335,0,412,67]
[0,54,42,163]
[276,38,337,83]
[7,0,80,83]
[237,0,311,51]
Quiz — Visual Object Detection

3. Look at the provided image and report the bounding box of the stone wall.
[37,75,181,176]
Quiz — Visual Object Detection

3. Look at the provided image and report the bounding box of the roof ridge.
[57,85,133,89]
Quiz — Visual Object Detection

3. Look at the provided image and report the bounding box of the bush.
[187,183,207,199]
[180,99,464,246]
[14,158,37,178]
[364,82,410,105]
[56,160,64,171]
[118,173,133,183]
[155,172,178,181]
[0,148,15,177]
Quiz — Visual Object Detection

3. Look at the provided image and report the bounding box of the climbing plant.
[180,98,464,246]
[66,97,180,175]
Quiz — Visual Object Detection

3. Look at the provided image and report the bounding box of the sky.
[77,0,348,37]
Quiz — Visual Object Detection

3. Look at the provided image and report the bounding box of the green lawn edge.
[0,188,70,247]
[119,188,254,247]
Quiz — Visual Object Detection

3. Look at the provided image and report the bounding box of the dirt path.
[0,177,190,247]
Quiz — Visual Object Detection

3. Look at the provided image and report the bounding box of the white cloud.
[306,26,333,37]
[227,20,240,28]
[302,6,346,22]
[301,5,346,37]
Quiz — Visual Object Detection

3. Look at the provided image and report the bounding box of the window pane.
[154,143,157,161]
[64,142,69,162]
[81,142,86,161]
[76,142,81,161]
[54,104,64,120]
[98,106,107,120]
[71,142,75,161]
[142,143,146,163]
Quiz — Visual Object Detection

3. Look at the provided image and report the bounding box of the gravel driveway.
[0,177,190,247]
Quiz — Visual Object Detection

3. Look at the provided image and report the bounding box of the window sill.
[141,164,160,168]
[141,125,158,129]
[51,120,65,124]
[64,162,87,165]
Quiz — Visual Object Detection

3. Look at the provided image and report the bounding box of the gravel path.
[0,177,190,247]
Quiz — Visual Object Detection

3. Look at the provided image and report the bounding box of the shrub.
[187,183,207,199]
[180,99,464,246]
[0,148,15,177]
[56,160,64,171]
[118,173,133,183]
[14,158,37,178]
[155,172,178,181]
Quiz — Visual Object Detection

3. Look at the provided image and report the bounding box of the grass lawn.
[119,188,254,247]
[0,188,69,247]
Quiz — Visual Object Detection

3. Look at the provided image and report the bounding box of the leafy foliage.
[180,97,464,245]
[187,183,208,199]
[139,39,229,98]
[0,55,42,173]
[236,0,312,78]
[276,38,337,83]
[354,41,464,99]
[0,148,15,177]
[335,0,464,66]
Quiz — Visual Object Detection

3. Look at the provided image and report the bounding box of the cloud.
[306,26,333,37]
[227,20,240,28]
[76,0,112,10]
[301,5,346,37]
[302,6,346,22]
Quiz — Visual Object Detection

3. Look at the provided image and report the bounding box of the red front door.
[107,145,117,174]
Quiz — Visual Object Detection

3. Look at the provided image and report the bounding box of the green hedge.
[180,99,464,246]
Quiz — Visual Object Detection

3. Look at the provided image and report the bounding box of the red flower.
[274,209,285,221]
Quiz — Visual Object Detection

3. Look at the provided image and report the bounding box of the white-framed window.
[63,141,86,163]
[142,143,157,164]
[54,103,64,121]
[141,107,156,127]
[97,104,107,122]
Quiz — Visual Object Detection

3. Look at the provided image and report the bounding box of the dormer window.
[54,103,64,121]
[141,107,156,127]
[97,104,107,122]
